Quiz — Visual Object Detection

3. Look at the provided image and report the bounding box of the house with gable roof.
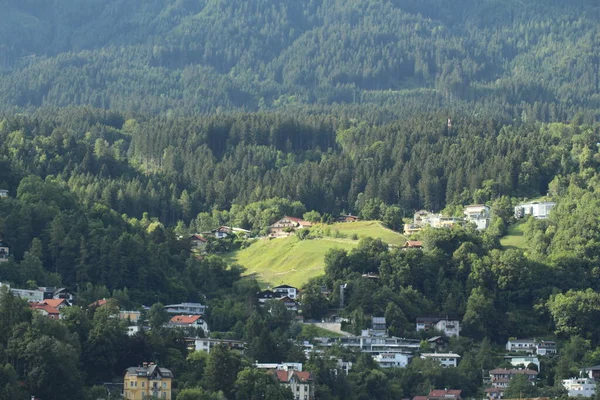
[270,369,315,400]
[168,315,208,333]
[269,216,312,238]
[124,363,173,400]
[30,303,61,319]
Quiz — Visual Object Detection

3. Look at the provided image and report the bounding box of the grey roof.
[274,285,297,289]
[372,317,386,324]
[125,365,173,378]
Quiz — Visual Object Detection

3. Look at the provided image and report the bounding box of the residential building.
[269,216,312,238]
[270,370,314,400]
[165,302,206,315]
[258,289,280,303]
[89,298,110,308]
[420,353,461,368]
[580,365,600,380]
[403,223,422,235]
[514,201,556,219]
[210,226,251,239]
[52,288,75,302]
[333,358,353,375]
[427,336,448,351]
[505,338,536,353]
[318,334,420,355]
[279,296,299,312]
[255,362,303,371]
[428,389,462,400]
[535,340,557,355]
[403,241,423,250]
[120,311,142,324]
[464,204,491,230]
[274,284,299,300]
[484,387,504,400]
[374,353,410,368]
[0,283,44,302]
[416,317,460,337]
[337,214,360,223]
[562,377,597,397]
[371,316,387,336]
[185,337,245,354]
[189,234,207,251]
[504,355,541,371]
[30,303,60,319]
[168,315,208,332]
[39,299,71,310]
[123,363,172,400]
[489,368,538,389]
[0,189,8,198]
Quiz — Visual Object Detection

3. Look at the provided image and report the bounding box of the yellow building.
[123,363,173,400]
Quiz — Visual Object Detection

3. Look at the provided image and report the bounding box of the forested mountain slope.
[0,0,598,120]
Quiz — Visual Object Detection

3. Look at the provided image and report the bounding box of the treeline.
[0,0,598,121]
[2,109,598,230]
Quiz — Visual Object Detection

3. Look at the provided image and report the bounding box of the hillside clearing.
[500,220,528,250]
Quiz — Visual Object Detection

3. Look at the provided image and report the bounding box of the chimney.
[143,362,148,368]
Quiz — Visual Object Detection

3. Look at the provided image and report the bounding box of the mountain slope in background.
[0,0,598,119]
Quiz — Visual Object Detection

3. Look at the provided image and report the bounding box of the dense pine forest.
[1,1,600,400]
[0,0,599,122]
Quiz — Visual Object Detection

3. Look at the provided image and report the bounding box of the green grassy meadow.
[500,220,528,250]
[226,221,406,288]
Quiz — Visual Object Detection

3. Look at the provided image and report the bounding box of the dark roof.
[274,284,298,289]
[582,365,600,371]
[125,365,173,378]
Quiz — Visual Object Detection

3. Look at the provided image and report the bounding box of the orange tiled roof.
[42,299,67,308]
[30,303,60,315]
[170,315,202,324]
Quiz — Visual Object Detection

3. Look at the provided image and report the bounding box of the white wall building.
[273,285,298,300]
[506,338,536,353]
[165,302,206,315]
[505,356,541,372]
[420,353,461,367]
[374,353,410,368]
[514,201,556,219]
[416,317,460,337]
[464,205,491,230]
[255,362,303,372]
[562,378,597,397]
[186,337,245,354]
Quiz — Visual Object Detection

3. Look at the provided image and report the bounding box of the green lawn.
[225,235,357,289]
[298,324,343,340]
[500,220,528,250]
[313,221,407,246]
[225,220,406,288]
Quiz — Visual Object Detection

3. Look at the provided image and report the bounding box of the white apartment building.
[514,201,555,219]
[420,353,461,367]
[374,353,410,368]
[562,378,597,397]
[255,362,303,372]
[505,338,536,353]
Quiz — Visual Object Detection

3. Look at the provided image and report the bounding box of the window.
[162,392,167,398]
[163,382,167,388]
[142,382,145,388]
[130,381,134,387]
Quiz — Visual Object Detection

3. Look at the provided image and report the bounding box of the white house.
[255,362,303,371]
[374,353,410,368]
[271,370,314,400]
[0,189,8,198]
[536,340,557,355]
[273,285,299,300]
[165,302,206,315]
[0,283,44,302]
[505,338,536,353]
[416,317,460,337]
[420,353,461,367]
[464,204,491,230]
[185,337,245,354]
[505,355,541,371]
[562,378,597,397]
[168,315,208,333]
[514,201,556,219]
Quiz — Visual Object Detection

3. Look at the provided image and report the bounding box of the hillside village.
[1,199,584,400]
